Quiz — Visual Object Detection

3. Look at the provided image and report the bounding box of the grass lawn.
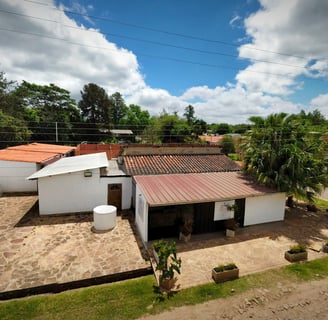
[1,256,328,320]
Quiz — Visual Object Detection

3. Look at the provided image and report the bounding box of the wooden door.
[107,184,122,210]
[193,202,215,234]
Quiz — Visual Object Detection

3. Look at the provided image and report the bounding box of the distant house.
[27,152,131,215]
[110,129,134,143]
[0,143,75,194]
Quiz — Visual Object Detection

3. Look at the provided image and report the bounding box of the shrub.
[214,262,237,273]
[288,243,307,254]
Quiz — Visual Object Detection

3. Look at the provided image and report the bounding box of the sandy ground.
[140,277,328,320]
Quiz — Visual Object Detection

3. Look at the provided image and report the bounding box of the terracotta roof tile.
[123,154,240,176]
[0,143,75,163]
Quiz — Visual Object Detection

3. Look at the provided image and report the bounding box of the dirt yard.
[140,277,328,319]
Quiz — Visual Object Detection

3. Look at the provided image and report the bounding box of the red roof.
[198,135,223,144]
[123,154,240,175]
[75,143,121,159]
[0,143,75,163]
[135,172,278,206]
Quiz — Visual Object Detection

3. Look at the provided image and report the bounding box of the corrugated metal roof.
[0,143,75,163]
[110,129,133,135]
[123,154,240,176]
[27,152,108,180]
[135,172,278,206]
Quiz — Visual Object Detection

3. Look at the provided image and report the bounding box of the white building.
[27,152,131,215]
[134,172,286,243]
[0,143,75,194]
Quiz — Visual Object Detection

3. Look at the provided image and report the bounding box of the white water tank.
[93,205,116,231]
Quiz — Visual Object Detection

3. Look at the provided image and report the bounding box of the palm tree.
[242,113,328,205]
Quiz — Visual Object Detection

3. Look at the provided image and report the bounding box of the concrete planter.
[159,277,175,291]
[284,250,308,262]
[322,244,328,253]
[226,229,235,237]
[179,232,191,242]
[212,267,239,283]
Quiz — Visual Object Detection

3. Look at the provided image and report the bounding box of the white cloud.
[229,15,241,27]
[310,94,328,118]
[0,0,145,100]
[0,0,326,125]
[236,0,328,95]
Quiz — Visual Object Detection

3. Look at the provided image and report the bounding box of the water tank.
[93,205,116,232]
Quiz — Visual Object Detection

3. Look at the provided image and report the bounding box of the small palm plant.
[153,239,182,290]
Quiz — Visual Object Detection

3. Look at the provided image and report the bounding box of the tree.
[242,113,328,203]
[119,104,150,136]
[0,110,31,148]
[221,134,235,155]
[192,118,207,135]
[79,83,111,125]
[109,92,127,127]
[0,72,27,120]
[215,123,231,135]
[183,105,195,126]
[15,81,81,143]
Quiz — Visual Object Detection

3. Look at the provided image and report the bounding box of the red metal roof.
[123,154,240,176]
[0,143,75,163]
[134,172,278,206]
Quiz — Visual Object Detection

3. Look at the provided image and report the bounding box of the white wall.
[214,200,234,221]
[0,160,38,193]
[135,184,148,243]
[38,168,106,215]
[320,188,328,201]
[244,193,285,226]
[100,176,132,210]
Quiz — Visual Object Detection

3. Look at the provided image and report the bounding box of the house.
[0,143,75,194]
[26,152,131,215]
[120,148,285,242]
[134,172,285,242]
[25,143,286,242]
[110,129,134,144]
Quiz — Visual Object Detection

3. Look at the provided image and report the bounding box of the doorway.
[107,184,122,210]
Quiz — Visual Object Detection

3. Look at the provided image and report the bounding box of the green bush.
[214,262,237,273]
[288,243,307,254]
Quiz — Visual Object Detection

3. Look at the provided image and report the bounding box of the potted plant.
[322,240,328,253]
[153,239,182,291]
[179,219,193,242]
[224,218,238,237]
[212,262,239,283]
[284,243,308,262]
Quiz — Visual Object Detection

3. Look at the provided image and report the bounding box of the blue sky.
[1,0,328,123]
[62,0,257,94]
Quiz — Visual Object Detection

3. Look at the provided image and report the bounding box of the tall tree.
[109,92,127,127]
[183,105,195,126]
[242,113,328,203]
[119,104,150,135]
[15,81,80,143]
[79,83,111,125]
[0,110,31,148]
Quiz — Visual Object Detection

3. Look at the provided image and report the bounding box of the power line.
[0,27,306,79]
[23,0,324,62]
[0,9,309,71]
